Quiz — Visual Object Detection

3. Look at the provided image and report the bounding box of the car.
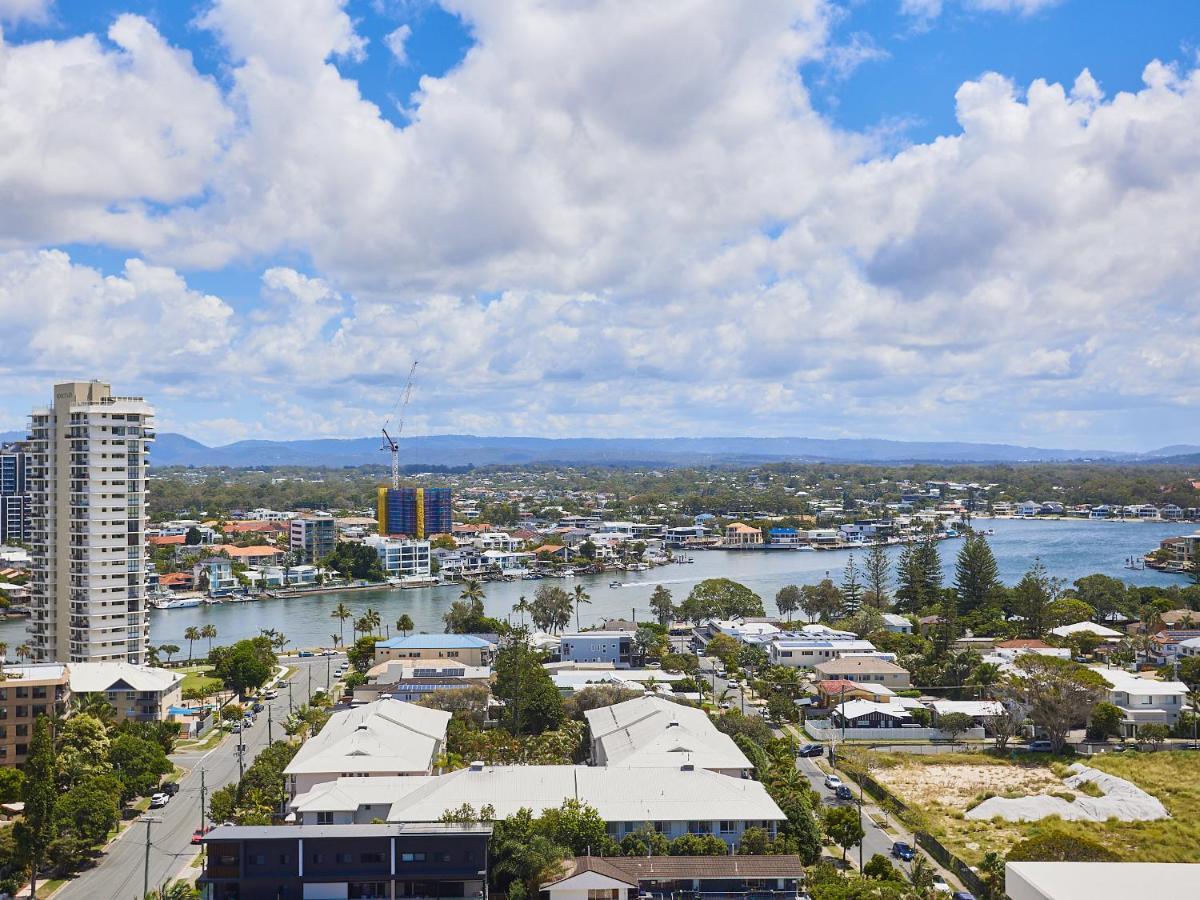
[797,744,825,758]
[1027,740,1053,753]
[252,702,264,713]
[242,716,253,728]
[726,679,740,688]
[823,774,843,790]
[149,793,170,809]
[191,828,210,845]
[834,785,854,801]
[952,892,977,900]
[263,689,279,700]
[931,875,952,893]
[230,722,242,733]
[161,782,180,796]
[891,842,915,861]
[298,650,314,658]
[321,649,337,656]
[719,701,733,710]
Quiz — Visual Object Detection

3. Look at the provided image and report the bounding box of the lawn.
[856,750,1200,865]
[180,666,223,696]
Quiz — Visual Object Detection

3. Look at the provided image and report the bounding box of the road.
[795,754,903,872]
[55,654,343,900]
[697,655,757,715]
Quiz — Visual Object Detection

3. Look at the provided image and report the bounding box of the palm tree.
[0,642,8,669]
[71,692,116,727]
[364,608,382,636]
[968,662,1002,699]
[513,595,531,627]
[572,584,591,631]
[460,578,485,603]
[331,602,352,646]
[200,624,217,656]
[15,644,32,662]
[184,626,201,664]
[396,614,414,637]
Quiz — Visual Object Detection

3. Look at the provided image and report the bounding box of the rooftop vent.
[680,763,695,772]
[469,760,486,771]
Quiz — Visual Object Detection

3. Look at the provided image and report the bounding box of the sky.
[0,0,1198,451]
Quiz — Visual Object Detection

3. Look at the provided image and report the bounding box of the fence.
[805,722,986,742]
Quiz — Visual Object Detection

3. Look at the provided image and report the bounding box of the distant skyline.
[1,0,1198,450]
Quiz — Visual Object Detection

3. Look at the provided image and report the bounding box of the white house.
[882,614,913,634]
[1015,501,1042,517]
[365,535,432,579]
[1095,668,1189,737]
[1048,621,1123,642]
[768,636,878,668]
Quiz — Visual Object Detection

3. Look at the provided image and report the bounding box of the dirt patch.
[874,761,1061,811]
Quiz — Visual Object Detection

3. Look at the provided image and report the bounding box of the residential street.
[795,754,903,872]
[53,654,341,900]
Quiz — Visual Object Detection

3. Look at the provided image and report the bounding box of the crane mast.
[381,361,418,490]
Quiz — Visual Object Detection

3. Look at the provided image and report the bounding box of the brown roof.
[160,573,193,585]
[544,856,637,887]
[1159,609,1200,627]
[814,657,908,676]
[149,535,186,545]
[218,545,283,558]
[224,521,285,533]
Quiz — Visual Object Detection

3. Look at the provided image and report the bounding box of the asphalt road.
[795,754,905,872]
[697,655,756,715]
[54,654,343,900]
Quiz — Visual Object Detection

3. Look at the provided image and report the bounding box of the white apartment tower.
[27,382,154,664]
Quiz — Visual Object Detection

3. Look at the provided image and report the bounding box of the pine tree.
[954,533,1000,615]
[893,543,922,613]
[15,717,56,898]
[863,540,890,609]
[840,555,863,617]
[917,539,944,605]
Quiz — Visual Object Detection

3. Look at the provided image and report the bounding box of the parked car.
[230,722,242,734]
[952,892,977,900]
[191,828,210,845]
[1026,740,1053,753]
[263,689,279,700]
[891,842,915,861]
[931,875,952,893]
[252,702,264,713]
[320,649,337,656]
[720,701,733,710]
[149,793,170,809]
[726,679,740,688]
[797,744,825,758]
[161,782,180,796]
[823,774,843,790]
[834,785,854,801]
[298,650,314,658]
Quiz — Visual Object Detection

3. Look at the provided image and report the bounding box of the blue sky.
[1,0,1199,450]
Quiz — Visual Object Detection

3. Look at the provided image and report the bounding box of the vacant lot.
[862,750,1200,864]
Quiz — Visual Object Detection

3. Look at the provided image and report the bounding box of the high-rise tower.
[27,381,154,663]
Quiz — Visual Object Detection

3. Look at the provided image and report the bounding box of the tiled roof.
[604,855,805,879]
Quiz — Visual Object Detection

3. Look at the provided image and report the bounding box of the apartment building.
[27,381,153,664]
[289,514,337,564]
[0,663,69,765]
[364,534,432,579]
[0,444,30,544]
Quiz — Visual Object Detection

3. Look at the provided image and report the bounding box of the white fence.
[805,722,986,742]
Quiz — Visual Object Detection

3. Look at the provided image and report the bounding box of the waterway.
[5,517,1192,651]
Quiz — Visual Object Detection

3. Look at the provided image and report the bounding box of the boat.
[153,597,202,610]
[609,580,623,588]
[203,598,223,605]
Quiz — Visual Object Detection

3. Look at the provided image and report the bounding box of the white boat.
[153,597,202,610]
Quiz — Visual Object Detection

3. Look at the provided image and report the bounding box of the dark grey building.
[0,444,28,544]
[200,822,491,900]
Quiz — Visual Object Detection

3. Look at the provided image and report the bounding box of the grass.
[176,727,227,753]
[869,749,1200,865]
[180,667,223,696]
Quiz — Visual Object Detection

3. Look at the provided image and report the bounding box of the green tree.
[0,768,24,804]
[396,613,414,636]
[56,774,122,846]
[184,626,201,664]
[108,733,171,802]
[211,640,274,697]
[1007,830,1118,862]
[799,579,843,623]
[649,585,675,627]
[862,853,901,881]
[669,833,727,856]
[1011,654,1107,753]
[936,711,975,741]
[70,692,116,727]
[621,824,670,857]
[954,532,999,614]
[538,798,612,856]
[863,540,891,609]
[705,634,741,670]
[1071,574,1132,623]
[775,584,801,621]
[822,805,864,861]
[1137,722,1170,749]
[531,585,573,633]
[840,555,863,616]
[347,635,381,673]
[680,579,764,622]
[571,584,591,631]
[1012,560,1060,638]
[331,602,352,645]
[1086,702,1123,741]
[494,632,563,735]
[15,717,57,898]
[158,643,181,665]
[57,714,112,785]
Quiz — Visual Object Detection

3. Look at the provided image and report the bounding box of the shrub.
[1007,830,1119,862]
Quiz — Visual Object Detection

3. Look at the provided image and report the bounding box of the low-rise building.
[723,522,762,546]
[882,613,913,634]
[284,698,451,796]
[816,679,896,706]
[813,656,911,688]
[831,698,923,729]
[68,662,184,724]
[767,637,879,668]
[200,823,491,900]
[560,631,634,668]
[1095,668,1188,737]
[357,660,491,705]
[0,663,68,766]
[194,556,239,595]
[373,634,497,667]
[1048,621,1123,642]
[584,695,751,776]
[542,855,805,900]
[1006,862,1199,900]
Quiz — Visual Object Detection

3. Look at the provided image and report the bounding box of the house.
[542,855,805,900]
[193,556,238,595]
[545,664,684,695]
[472,532,520,552]
[158,572,195,592]
[560,631,634,668]
[219,545,286,567]
[928,699,1003,726]
[283,698,451,796]
[831,698,922,729]
[258,564,319,587]
[1156,609,1200,629]
[813,656,910,688]
[767,527,803,546]
[723,523,762,547]
[767,637,879,669]
[365,535,433,579]
[0,664,69,766]
[816,679,896,706]
[584,695,752,776]
[67,662,183,724]
[291,764,785,847]
[1149,629,1200,664]
[374,634,497,667]
[532,544,576,563]
[882,613,912,634]
[199,822,491,900]
[1015,501,1042,517]
[1095,668,1188,737]
[356,660,491,705]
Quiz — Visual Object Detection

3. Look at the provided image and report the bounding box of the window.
[316,812,334,825]
[720,821,736,834]
[336,852,354,864]
[588,890,621,900]
[361,852,384,863]
[400,852,427,862]
[435,852,452,863]
[311,853,325,864]
[249,854,266,866]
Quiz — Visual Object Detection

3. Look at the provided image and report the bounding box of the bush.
[863,853,901,880]
[1007,830,1119,862]
[1086,702,1123,741]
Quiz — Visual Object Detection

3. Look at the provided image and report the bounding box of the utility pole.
[142,816,161,899]
[200,769,207,832]
[237,733,246,782]
[267,704,273,743]
[308,666,312,701]
[326,655,331,692]
[288,679,294,713]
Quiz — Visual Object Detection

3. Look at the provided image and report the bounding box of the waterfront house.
[1015,501,1042,517]
[722,522,762,547]
[194,556,238,595]
[560,631,634,668]
[767,527,803,546]
[365,535,433,578]
[219,544,285,567]
[374,634,497,667]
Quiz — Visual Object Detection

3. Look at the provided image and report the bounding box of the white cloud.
[384,24,412,63]
[901,0,1062,22]
[0,0,52,25]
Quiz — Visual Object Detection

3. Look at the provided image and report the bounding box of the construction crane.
[381,361,418,489]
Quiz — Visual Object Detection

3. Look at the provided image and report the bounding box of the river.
[4,517,1192,651]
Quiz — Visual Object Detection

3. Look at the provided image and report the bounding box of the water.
[5,518,1192,651]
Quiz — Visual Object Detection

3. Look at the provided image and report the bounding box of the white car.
[726,679,741,688]
[149,793,170,809]
[931,875,952,893]
[823,774,843,790]
[263,689,279,700]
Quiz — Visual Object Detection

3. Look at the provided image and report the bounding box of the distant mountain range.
[3,429,1197,467]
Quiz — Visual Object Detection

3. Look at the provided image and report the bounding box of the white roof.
[67,662,182,694]
[1095,668,1188,698]
[551,670,683,691]
[882,614,911,627]
[1048,621,1123,638]
[836,698,923,720]
[284,698,451,777]
[1005,862,1200,900]
[364,765,784,823]
[0,664,66,682]
[585,696,751,771]
[930,700,1003,717]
